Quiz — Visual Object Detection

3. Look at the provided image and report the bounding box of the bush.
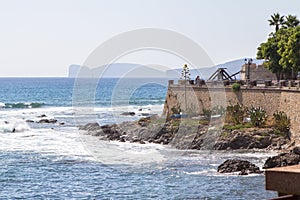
[202,108,212,118]
[231,83,241,92]
[226,104,245,125]
[248,107,267,127]
[273,111,290,134]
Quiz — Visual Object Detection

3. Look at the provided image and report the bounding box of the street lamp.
[244,58,253,86]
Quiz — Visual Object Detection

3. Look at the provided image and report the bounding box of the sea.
[0,77,277,199]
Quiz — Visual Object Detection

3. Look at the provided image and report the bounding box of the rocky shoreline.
[78,116,300,175]
[79,117,290,151]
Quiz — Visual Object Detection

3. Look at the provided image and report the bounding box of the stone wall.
[163,83,300,139]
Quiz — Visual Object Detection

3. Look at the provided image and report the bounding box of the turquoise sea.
[0,78,276,199]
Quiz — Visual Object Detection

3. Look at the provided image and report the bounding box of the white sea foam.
[0,127,94,160]
[0,104,167,165]
[79,133,167,165]
[0,118,30,133]
[184,169,216,175]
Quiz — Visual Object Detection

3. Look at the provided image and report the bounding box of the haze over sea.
[0,77,276,199]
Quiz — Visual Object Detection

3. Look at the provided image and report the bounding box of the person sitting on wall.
[195,76,200,85]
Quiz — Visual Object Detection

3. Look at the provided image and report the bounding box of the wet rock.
[121,112,135,116]
[26,119,34,123]
[37,114,47,118]
[139,140,146,144]
[263,152,300,169]
[218,159,262,175]
[37,119,57,123]
[291,146,300,155]
[79,118,289,151]
[79,123,100,131]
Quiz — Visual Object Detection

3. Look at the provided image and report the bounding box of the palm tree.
[268,13,285,32]
[284,15,300,28]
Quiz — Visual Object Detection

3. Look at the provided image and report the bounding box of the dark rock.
[79,123,100,131]
[37,114,47,118]
[218,159,262,175]
[131,138,141,143]
[121,112,135,116]
[263,152,300,169]
[138,118,151,127]
[214,128,288,150]
[291,146,300,155]
[26,120,34,123]
[37,119,57,123]
[78,118,288,151]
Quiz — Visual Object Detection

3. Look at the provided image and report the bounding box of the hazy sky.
[1,0,300,77]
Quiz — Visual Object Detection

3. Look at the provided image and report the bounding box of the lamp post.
[244,58,253,86]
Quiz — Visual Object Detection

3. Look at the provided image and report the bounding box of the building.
[240,63,276,81]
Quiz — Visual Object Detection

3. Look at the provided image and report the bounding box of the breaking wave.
[0,102,44,109]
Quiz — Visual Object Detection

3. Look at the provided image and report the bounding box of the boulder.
[263,152,300,169]
[218,159,262,175]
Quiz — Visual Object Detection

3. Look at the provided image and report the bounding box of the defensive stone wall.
[163,81,300,139]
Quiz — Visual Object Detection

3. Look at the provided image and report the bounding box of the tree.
[268,13,285,32]
[284,15,300,28]
[258,13,300,80]
[257,34,282,81]
[278,27,300,79]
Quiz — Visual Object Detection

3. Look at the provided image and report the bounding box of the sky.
[1,0,300,77]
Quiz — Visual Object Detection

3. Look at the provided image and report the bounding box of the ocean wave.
[0,102,44,109]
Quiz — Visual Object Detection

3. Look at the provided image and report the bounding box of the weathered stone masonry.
[163,82,300,139]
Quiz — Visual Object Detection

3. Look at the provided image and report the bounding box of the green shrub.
[202,108,212,118]
[226,103,245,125]
[248,107,267,127]
[273,111,290,134]
[171,106,181,114]
[231,83,241,92]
